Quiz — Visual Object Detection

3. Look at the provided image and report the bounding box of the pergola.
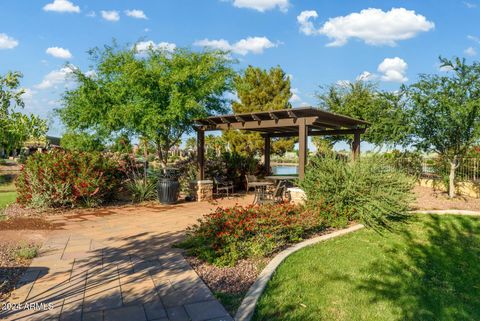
[194,107,370,180]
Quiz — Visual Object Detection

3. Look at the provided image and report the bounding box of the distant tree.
[0,71,47,157]
[316,80,410,147]
[57,43,235,167]
[223,65,296,156]
[311,136,334,155]
[406,57,480,198]
[109,133,132,154]
[61,131,105,152]
[184,137,197,151]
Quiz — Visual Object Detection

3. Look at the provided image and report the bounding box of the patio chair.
[213,175,234,197]
[246,174,258,192]
[257,181,286,205]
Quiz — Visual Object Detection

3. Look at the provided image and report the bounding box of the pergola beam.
[198,117,318,131]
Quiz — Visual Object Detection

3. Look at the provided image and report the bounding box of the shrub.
[16,150,123,208]
[179,203,325,266]
[126,179,156,202]
[299,155,415,228]
[15,244,38,260]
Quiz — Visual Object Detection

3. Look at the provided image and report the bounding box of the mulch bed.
[0,242,38,301]
[0,217,60,230]
[186,257,267,295]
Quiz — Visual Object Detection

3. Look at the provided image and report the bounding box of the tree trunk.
[448,156,459,198]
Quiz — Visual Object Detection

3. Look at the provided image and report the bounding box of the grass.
[253,214,480,321]
[214,292,245,316]
[0,172,17,210]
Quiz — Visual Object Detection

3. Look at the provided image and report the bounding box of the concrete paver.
[2,195,252,321]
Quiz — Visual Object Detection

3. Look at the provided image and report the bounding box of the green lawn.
[0,172,17,210]
[253,214,480,321]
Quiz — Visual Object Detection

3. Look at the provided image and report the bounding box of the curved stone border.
[412,209,480,216]
[234,224,364,321]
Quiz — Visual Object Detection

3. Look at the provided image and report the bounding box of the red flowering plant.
[179,203,326,266]
[16,150,123,208]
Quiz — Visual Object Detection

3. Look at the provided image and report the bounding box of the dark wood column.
[264,135,271,175]
[298,119,308,180]
[197,129,205,180]
[352,131,361,160]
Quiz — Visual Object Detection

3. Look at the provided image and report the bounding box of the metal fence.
[393,157,480,182]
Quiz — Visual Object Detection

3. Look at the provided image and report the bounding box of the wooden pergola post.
[352,130,361,161]
[298,118,308,180]
[197,129,205,180]
[264,135,270,175]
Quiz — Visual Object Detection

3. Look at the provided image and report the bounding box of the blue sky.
[1,0,479,142]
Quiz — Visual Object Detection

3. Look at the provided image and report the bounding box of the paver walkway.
[1,196,252,321]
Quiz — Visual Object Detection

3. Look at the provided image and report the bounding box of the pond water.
[271,165,298,175]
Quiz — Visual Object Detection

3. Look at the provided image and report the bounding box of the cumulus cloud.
[0,33,18,49]
[468,35,480,43]
[135,41,176,52]
[194,36,277,55]
[297,11,318,35]
[86,11,96,18]
[297,8,434,47]
[46,47,72,59]
[35,67,74,90]
[101,10,120,22]
[125,9,147,19]
[464,1,477,8]
[464,46,477,56]
[377,57,408,82]
[232,0,289,12]
[43,0,80,13]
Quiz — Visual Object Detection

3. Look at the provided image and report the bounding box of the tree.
[61,131,105,152]
[0,71,47,157]
[316,80,410,147]
[57,43,235,167]
[223,65,296,156]
[311,136,334,155]
[406,57,480,198]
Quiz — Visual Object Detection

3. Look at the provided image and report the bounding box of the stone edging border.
[234,224,365,321]
[412,209,480,216]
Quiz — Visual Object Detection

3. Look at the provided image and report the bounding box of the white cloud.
[356,71,376,81]
[468,35,480,43]
[86,11,96,18]
[125,9,147,19]
[377,57,408,82]
[290,88,301,103]
[336,80,351,88]
[464,46,477,56]
[297,11,318,35]
[101,10,120,22]
[35,67,74,90]
[46,47,72,59]
[464,1,477,8]
[21,88,37,101]
[297,8,434,47]
[135,41,176,52]
[232,0,289,12]
[43,0,80,13]
[194,36,277,55]
[0,33,18,49]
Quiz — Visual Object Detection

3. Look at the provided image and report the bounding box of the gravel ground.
[0,242,38,301]
[412,185,480,211]
[186,257,267,294]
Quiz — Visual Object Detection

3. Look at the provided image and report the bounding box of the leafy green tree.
[316,80,410,147]
[58,43,235,167]
[184,137,197,151]
[311,136,334,155]
[205,134,226,158]
[0,72,47,157]
[223,65,296,156]
[109,133,132,154]
[406,57,480,198]
[61,131,105,152]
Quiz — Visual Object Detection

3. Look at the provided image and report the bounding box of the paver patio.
[1,195,252,321]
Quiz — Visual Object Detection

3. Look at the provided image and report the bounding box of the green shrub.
[126,179,156,202]
[15,244,38,260]
[179,203,325,266]
[16,150,123,208]
[299,155,415,228]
